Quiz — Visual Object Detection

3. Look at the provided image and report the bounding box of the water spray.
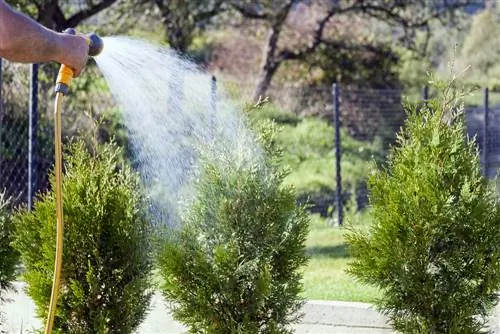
[45,28,103,334]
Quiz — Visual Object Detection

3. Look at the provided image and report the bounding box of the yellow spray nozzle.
[55,65,75,94]
[55,29,103,94]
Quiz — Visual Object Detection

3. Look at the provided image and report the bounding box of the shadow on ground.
[307,243,349,258]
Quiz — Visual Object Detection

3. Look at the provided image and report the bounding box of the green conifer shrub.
[157,115,309,333]
[13,140,152,333]
[346,80,500,333]
[0,194,18,327]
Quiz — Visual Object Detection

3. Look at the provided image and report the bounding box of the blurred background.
[3,0,499,214]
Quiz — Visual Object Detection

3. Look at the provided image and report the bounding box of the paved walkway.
[2,282,500,333]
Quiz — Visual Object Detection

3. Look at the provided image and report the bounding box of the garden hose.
[45,29,103,334]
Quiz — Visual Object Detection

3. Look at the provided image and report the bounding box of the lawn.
[302,213,381,303]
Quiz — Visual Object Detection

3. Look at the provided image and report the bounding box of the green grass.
[302,213,381,302]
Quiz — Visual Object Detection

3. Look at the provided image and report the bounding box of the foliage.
[157,112,309,333]
[303,43,399,89]
[346,79,500,333]
[0,193,19,324]
[397,12,471,95]
[13,140,153,333]
[246,103,301,126]
[274,115,382,213]
[458,8,500,88]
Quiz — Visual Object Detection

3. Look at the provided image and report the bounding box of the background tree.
[457,7,500,88]
[231,0,476,101]
[6,0,119,30]
[152,0,226,53]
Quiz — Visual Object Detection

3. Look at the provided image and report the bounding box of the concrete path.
[2,282,499,333]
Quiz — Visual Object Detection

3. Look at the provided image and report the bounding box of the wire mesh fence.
[0,61,56,209]
[332,85,500,225]
[1,59,498,225]
[0,59,108,209]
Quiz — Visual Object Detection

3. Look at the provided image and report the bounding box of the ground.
[4,282,500,333]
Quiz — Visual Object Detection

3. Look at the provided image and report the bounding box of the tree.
[153,0,226,52]
[6,0,119,30]
[13,141,152,333]
[347,79,500,333]
[157,107,309,333]
[232,0,477,101]
[0,194,19,329]
[457,7,500,87]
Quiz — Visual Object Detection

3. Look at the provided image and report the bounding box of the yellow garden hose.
[44,91,64,334]
[44,29,103,334]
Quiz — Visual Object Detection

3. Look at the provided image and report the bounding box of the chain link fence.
[0,59,110,210]
[222,79,500,224]
[1,60,498,223]
[332,85,500,225]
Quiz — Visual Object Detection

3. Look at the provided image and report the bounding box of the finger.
[73,67,82,78]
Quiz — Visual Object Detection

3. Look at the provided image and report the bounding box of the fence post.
[28,63,38,210]
[483,87,489,177]
[0,58,3,193]
[422,85,429,101]
[332,83,343,226]
[211,75,217,114]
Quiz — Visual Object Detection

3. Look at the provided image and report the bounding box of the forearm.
[0,1,64,63]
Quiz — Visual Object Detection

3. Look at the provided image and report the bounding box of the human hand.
[55,33,89,77]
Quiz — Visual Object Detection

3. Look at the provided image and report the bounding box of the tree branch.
[277,4,337,62]
[154,0,165,12]
[355,0,476,29]
[230,0,270,19]
[65,0,119,28]
[52,3,66,30]
[196,0,227,22]
[321,40,399,62]
[277,0,475,62]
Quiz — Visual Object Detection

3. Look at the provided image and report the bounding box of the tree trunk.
[252,24,282,102]
[252,61,279,102]
[37,0,58,29]
[251,4,291,102]
[166,25,191,53]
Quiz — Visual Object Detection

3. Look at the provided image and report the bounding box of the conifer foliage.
[158,116,309,333]
[0,194,18,328]
[347,80,500,333]
[13,141,152,333]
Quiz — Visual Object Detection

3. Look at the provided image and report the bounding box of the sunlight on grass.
[302,213,381,302]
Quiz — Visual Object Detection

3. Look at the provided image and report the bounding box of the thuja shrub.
[13,140,152,333]
[0,194,18,326]
[157,117,309,333]
[347,80,500,333]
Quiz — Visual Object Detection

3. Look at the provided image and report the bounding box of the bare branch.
[354,0,476,29]
[277,4,337,62]
[66,0,118,28]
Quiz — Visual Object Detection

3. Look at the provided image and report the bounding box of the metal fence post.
[422,85,429,101]
[332,83,343,226]
[483,87,489,176]
[211,75,217,114]
[28,63,38,210]
[0,58,3,193]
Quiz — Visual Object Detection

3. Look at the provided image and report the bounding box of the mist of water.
[94,36,261,225]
